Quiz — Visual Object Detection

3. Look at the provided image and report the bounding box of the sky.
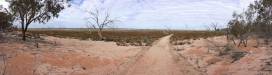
[0,0,256,30]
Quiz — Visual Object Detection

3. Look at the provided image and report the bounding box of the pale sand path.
[119,35,204,75]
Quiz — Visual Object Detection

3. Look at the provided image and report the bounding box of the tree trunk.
[22,30,26,41]
[21,20,26,41]
[98,31,103,40]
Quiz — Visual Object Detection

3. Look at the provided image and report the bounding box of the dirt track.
[115,35,204,75]
[0,35,206,75]
[2,34,269,75]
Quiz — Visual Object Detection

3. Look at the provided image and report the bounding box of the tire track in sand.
[115,35,204,75]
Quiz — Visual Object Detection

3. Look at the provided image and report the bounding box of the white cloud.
[0,0,8,8]
[29,0,257,29]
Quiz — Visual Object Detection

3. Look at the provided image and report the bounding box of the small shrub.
[219,44,247,62]
[116,41,128,46]
[177,42,186,45]
[231,52,246,62]
[219,45,232,56]
[143,37,152,46]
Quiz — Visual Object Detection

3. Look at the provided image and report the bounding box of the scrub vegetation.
[29,29,224,46]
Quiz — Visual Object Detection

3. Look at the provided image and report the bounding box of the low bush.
[29,29,224,46]
[219,44,247,62]
[231,51,246,62]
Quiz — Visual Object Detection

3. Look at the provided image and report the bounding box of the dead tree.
[205,25,211,31]
[86,9,116,40]
[163,25,173,34]
[210,22,220,31]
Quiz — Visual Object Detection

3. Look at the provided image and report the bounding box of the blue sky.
[0,0,256,30]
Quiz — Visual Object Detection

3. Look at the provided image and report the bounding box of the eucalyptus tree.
[7,0,71,41]
[227,0,272,46]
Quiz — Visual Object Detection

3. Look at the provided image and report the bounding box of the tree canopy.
[7,0,71,40]
[227,0,272,47]
[0,11,14,32]
[229,0,272,35]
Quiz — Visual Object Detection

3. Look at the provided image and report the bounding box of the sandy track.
[116,35,203,75]
[0,35,204,75]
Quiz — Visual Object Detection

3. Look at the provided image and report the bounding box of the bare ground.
[115,35,203,75]
[177,36,272,75]
[0,35,272,75]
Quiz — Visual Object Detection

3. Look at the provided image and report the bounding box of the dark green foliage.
[7,0,70,41]
[0,12,14,32]
[252,0,272,34]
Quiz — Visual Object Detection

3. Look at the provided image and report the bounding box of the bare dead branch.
[86,9,117,40]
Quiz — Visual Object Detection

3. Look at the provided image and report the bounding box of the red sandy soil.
[0,35,272,75]
[0,36,143,75]
[178,36,272,75]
